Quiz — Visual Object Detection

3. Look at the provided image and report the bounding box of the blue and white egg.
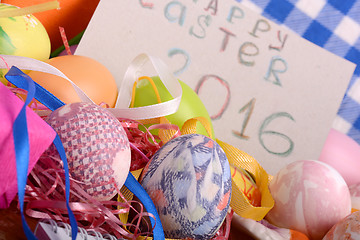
[139,134,231,239]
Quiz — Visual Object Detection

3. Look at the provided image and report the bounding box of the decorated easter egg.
[45,102,131,201]
[133,76,215,138]
[323,211,360,239]
[139,134,231,239]
[319,128,360,186]
[28,55,118,107]
[0,3,50,79]
[3,0,100,51]
[266,160,351,240]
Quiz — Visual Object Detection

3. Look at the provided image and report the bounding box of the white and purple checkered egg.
[139,134,232,240]
[46,102,131,201]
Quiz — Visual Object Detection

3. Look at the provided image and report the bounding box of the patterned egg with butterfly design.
[139,134,231,239]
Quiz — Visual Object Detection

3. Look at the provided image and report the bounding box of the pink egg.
[45,102,131,201]
[266,160,351,240]
[319,128,360,186]
[323,211,360,239]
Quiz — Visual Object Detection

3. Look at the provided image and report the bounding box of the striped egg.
[45,102,131,201]
[139,134,231,239]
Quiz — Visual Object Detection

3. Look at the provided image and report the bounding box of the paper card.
[75,0,356,175]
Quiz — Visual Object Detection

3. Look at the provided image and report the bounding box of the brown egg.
[28,55,118,107]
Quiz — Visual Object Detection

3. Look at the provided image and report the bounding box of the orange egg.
[27,55,118,107]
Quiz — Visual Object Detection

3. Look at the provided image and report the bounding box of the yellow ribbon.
[216,139,274,221]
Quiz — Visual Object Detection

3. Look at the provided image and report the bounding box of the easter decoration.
[139,134,232,239]
[3,2,360,239]
[132,76,215,138]
[0,2,55,80]
[1,52,278,239]
[2,0,100,52]
[266,160,352,240]
[44,102,131,201]
[319,128,360,186]
[2,58,165,239]
[216,139,274,221]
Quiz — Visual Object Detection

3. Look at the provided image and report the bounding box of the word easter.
[139,0,292,156]
[141,0,288,84]
[76,0,354,174]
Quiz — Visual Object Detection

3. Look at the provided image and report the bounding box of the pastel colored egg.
[0,3,50,79]
[139,134,231,239]
[3,0,100,51]
[45,102,131,201]
[266,160,351,240]
[28,55,118,108]
[323,211,360,239]
[133,76,215,138]
[319,128,360,186]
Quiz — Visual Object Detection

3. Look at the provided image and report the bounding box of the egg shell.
[139,134,231,239]
[266,160,351,240]
[133,76,215,138]
[0,3,50,79]
[27,55,118,107]
[323,211,360,239]
[319,128,360,186]
[45,102,131,201]
[2,0,100,51]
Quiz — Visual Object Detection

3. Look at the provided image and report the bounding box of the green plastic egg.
[133,76,215,138]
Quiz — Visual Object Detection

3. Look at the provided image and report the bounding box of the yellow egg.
[27,55,118,108]
[0,3,51,81]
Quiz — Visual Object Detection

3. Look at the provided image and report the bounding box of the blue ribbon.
[124,172,165,239]
[5,66,77,240]
[7,69,65,111]
[7,66,165,239]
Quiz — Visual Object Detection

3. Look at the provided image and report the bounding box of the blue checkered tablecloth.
[236,0,360,144]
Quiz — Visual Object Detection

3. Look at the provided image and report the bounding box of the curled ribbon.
[0,53,182,120]
[216,139,274,221]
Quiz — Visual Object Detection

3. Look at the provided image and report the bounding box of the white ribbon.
[0,54,182,120]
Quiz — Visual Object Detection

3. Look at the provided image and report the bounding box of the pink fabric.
[0,82,56,208]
